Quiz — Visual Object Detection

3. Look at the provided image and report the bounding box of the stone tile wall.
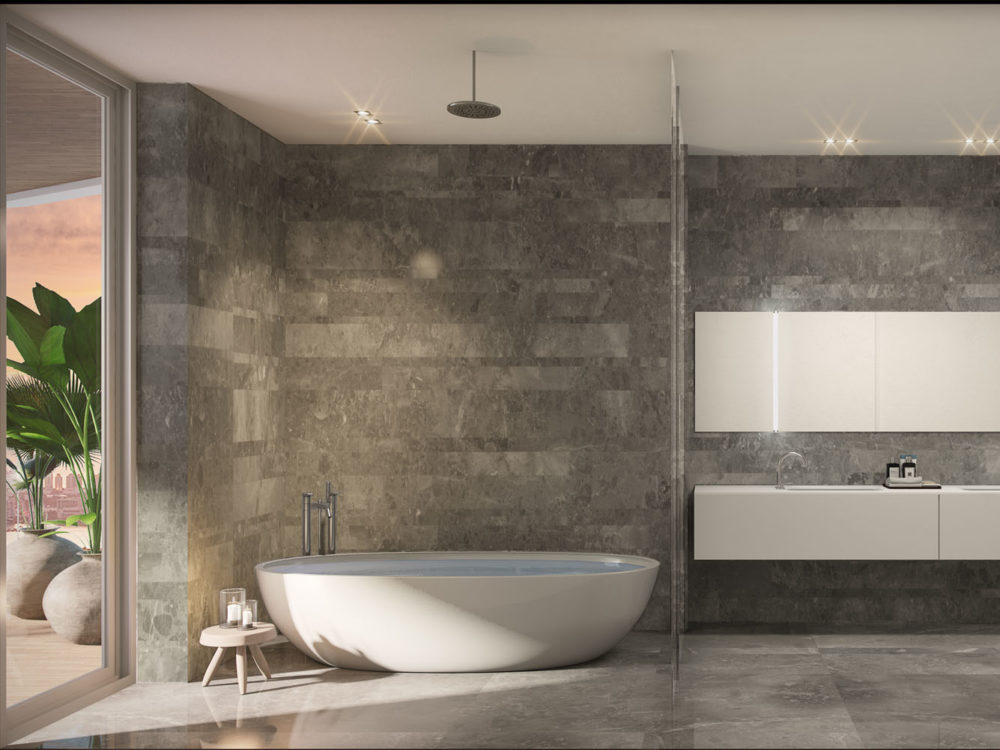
[137,85,286,680]
[136,84,191,681]
[685,155,1000,628]
[281,145,673,631]
[138,93,675,680]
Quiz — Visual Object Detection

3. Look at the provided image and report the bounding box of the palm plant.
[6,284,102,551]
[5,447,56,530]
[7,372,95,530]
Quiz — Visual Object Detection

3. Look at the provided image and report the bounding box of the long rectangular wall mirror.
[695,311,1000,432]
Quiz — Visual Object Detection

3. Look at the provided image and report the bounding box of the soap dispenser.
[886,456,900,480]
[901,454,917,479]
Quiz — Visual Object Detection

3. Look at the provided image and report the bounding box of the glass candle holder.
[219,587,246,628]
[240,599,258,630]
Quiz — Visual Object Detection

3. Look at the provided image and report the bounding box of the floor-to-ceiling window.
[1,11,135,744]
[5,46,104,707]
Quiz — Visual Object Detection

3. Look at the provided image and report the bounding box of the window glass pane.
[5,46,104,706]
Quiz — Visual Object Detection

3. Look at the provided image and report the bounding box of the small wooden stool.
[199,623,277,695]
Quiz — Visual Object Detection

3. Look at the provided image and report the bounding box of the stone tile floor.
[12,631,1000,748]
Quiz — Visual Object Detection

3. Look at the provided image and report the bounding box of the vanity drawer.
[940,491,1000,560]
[694,485,938,560]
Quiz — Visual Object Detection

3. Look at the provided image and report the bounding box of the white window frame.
[0,8,136,744]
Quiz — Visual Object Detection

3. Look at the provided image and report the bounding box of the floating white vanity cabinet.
[939,489,1000,559]
[694,485,939,560]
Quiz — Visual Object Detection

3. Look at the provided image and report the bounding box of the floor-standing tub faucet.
[776,451,805,489]
[302,483,338,555]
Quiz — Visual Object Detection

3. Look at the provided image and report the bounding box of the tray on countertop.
[883,479,942,489]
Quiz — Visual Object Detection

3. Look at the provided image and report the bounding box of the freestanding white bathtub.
[255,551,659,672]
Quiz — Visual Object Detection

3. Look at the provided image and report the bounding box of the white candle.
[242,608,253,628]
[227,602,241,626]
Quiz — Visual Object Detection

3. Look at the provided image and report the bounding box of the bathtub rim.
[255,550,659,580]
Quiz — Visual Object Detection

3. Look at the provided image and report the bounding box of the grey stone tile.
[440,731,647,749]
[834,673,1000,722]
[684,634,820,654]
[276,732,447,749]
[449,665,673,735]
[678,670,849,725]
[680,717,863,749]
[822,650,1000,676]
[814,634,1000,651]
[847,717,1000,749]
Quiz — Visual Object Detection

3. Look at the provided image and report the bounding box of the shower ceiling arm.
[447,49,501,119]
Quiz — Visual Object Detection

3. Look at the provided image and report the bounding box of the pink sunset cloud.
[6,194,102,360]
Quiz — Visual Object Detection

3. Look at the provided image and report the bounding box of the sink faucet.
[776,451,805,489]
[302,481,338,555]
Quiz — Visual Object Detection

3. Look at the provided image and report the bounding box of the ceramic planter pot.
[6,527,82,619]
[43,552,102,645]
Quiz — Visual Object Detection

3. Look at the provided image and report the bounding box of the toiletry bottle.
[902,454,916,479]
[887,456,900,480]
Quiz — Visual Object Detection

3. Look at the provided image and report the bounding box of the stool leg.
[249,644,272,679]
[236,645,247,695]
[202,647,226,687]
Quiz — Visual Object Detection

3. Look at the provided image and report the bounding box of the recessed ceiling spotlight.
[844,138,856,144]
[988,138,996,145]
[966,138,976,145]
[354,110,372,117]
[365,118,381,125]
[824,138,835,144]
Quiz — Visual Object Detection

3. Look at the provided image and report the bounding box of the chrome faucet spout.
[776,451,805,489]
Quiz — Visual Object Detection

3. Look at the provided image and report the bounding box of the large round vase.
[42,552,102,645]
[6,527,81,619]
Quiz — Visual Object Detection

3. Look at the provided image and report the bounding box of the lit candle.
[227,602,242,626]
[242,608,253,628]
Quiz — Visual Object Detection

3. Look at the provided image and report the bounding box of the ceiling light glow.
[966,138,975,145]
[824,138,835,144]
[988,138,996,145]
[354,110,372,117]
[844,138,856,144]
[365,118,381,125]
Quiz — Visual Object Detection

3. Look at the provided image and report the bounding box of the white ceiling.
[9,3,1000,154]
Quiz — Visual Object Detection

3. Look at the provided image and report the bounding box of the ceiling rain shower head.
[447,50,501,119]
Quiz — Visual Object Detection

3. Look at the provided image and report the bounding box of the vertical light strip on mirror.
[772,312,780,432]
[872,311,879,431]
